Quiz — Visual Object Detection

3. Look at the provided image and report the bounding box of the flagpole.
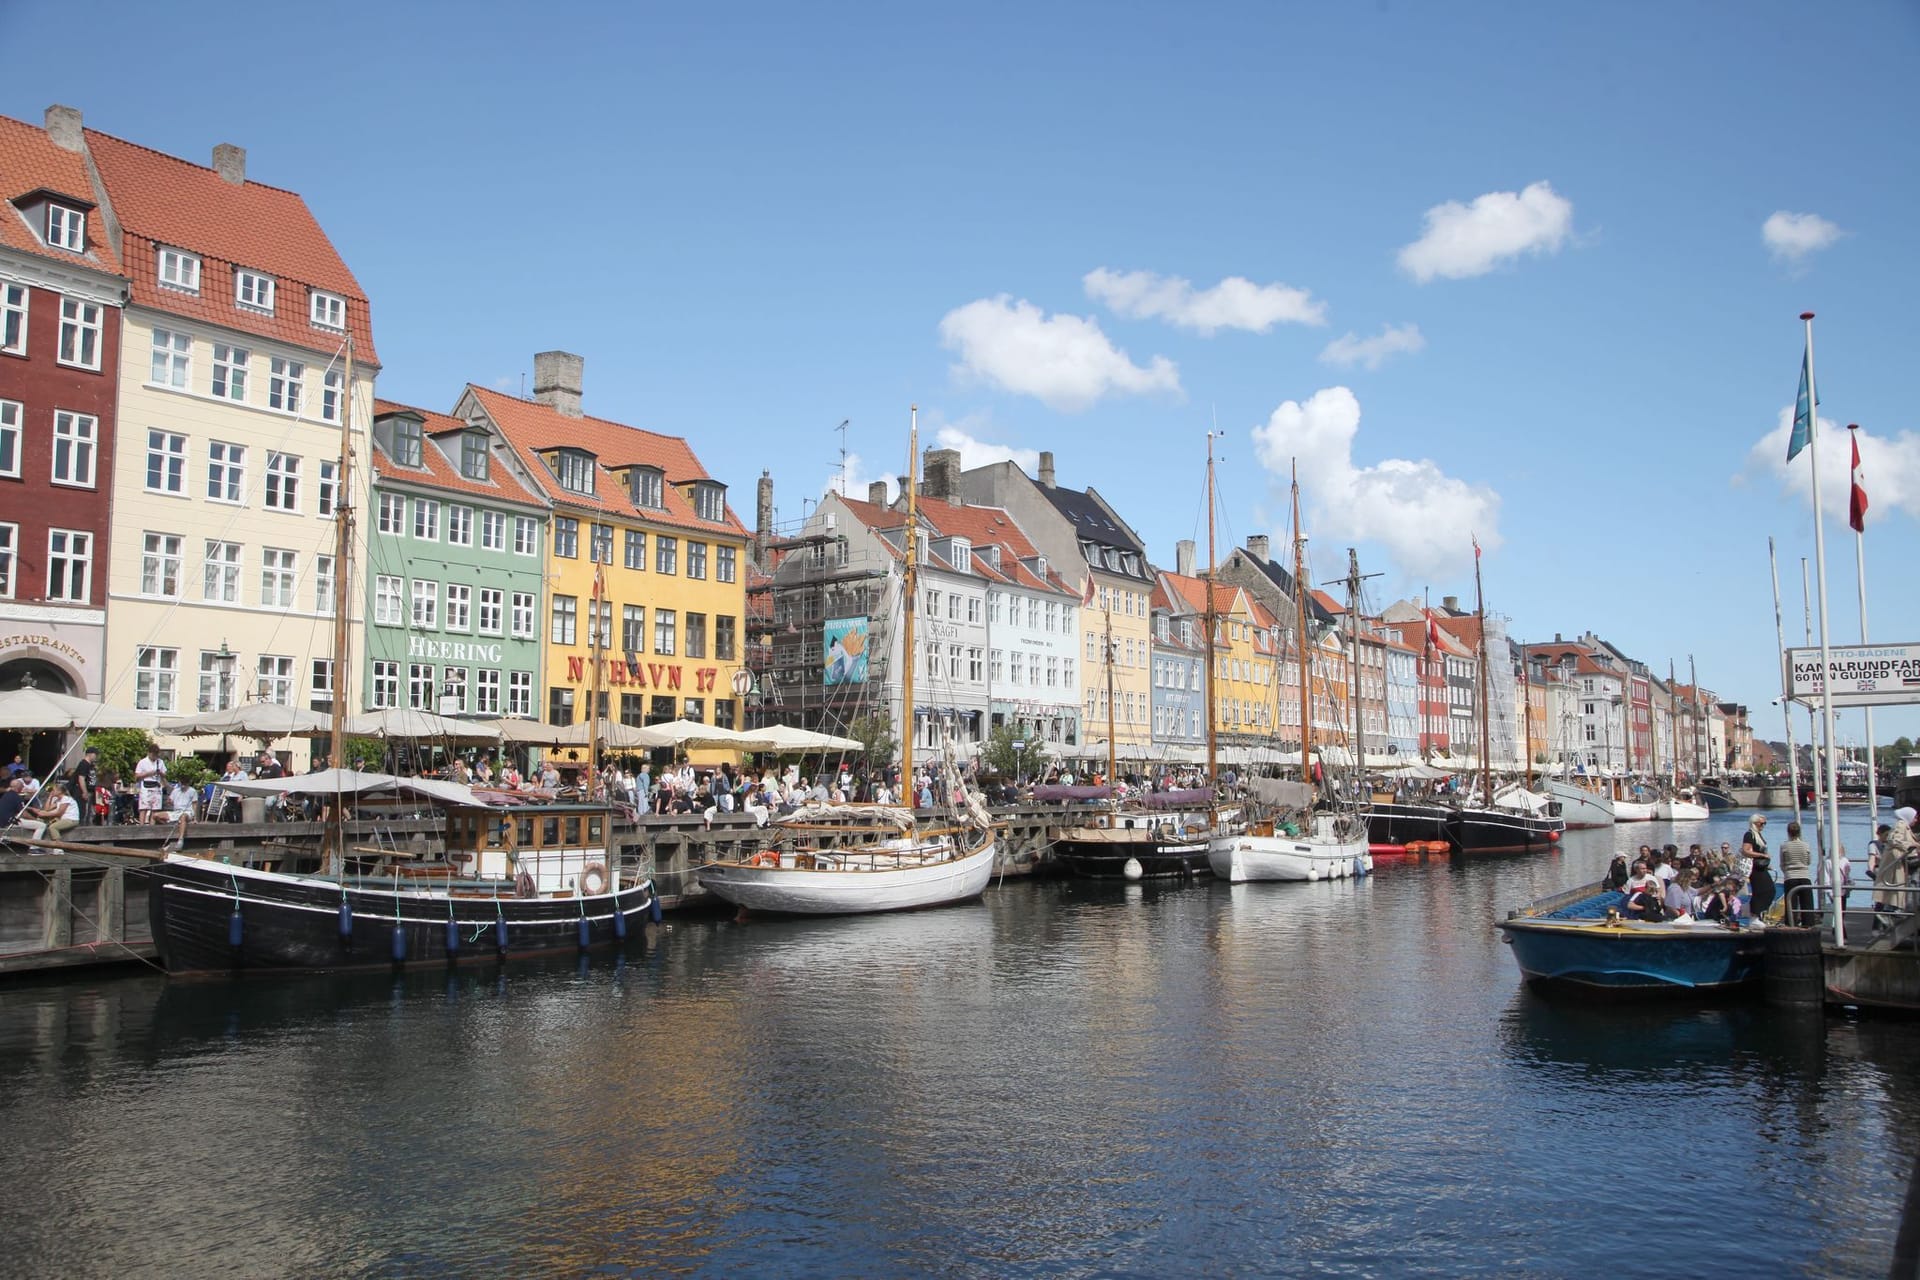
[1767,538,1803,831]
[1798,312,1846,944]
[1849,423,1878,830]
[1799,555,1823,859]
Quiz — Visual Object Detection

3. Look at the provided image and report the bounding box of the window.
[198,651,235,713]
[969,597,982,624]
[655,536,677,575]
[141,532,182,596]
[446,583,471,631]
[480,510,505,551]
[265,452,300,510]
[682,697,705,724]
[717,544,736,583]
[624,529,646,571]
[145,430,185,493]
[256,655,294,705]
[260,548,296,608]
[321,368,343,423]
[151,246,199,293]
[1,283,25,354]
[631,467,663,509]
[685,612,707,659]
[57,298,100,369]
[0,524,12,598]
[209,343,249,402]
[478,588,503,635]
[686,541,707,580]
[589,599,612,649]
[588,522,613,564]
[447,505,473,546]
[693,482,726,522]
[460,432,489,480]
[440,667,468,713]
[950,594,961,621]
[714,699,737,731]
[411,579,439,628]
[374,575,403,625]
[46,205,84,251]
[310,290,345,330]
[507,671,532,717]
[621,605,646,654]
[314,555,335,615]
[620,693,646,727]
[393,417,423,467]
[514,517,537,556]
[377,492,405,533]
[475,669,501,715]
[408,663,435,710]
[554,450,595,494]
[51,411,95,486]
[318,460,337,517]
[135,647,178,712]
[413,498,440,541]
[553,516,578,559]
[236,269,275,314]
[371,660,400,709]
[548,686,575,726]
[268,357,304,413]
[653,608,676,655]
[716,615,736,661]
[208,441,245,502]
[203,540,241,602]
[310,659,333,711]
[510,592,535,638]
[550,595,577,645]
[969,648,984,682]
[151,328,191,388]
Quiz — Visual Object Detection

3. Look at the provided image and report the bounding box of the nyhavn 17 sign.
[1784,643,1920,707]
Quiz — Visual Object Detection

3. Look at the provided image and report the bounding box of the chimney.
[44,105,83,152]
[868,480,888,507]
[1038,451,1056,488]
[1442,595,1460,613]
[924,448,961,501]
[532,350,584,418]
[1245,534,1270,564]
[1555,632,1562,643]
[212,143,247,185]
[755,470,774,549]
[1175,539,1196,577]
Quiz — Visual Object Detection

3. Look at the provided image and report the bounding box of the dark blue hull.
[1498,896,1765,994]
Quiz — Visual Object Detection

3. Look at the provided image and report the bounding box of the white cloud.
[938,295,1181,412]
[1319,323,1427,370]
[1397,181,1574,283]
[830,452,896,505]
[933,423,1039,473]
[1082,267,1327,334]
[1249,386,1501,578]
[1763,211,1844,262]
[1742,412,1920,526]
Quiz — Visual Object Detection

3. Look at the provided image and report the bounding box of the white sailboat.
[694,407,997,915]
[1209,462,1369,883]
[1656,658,1708,821]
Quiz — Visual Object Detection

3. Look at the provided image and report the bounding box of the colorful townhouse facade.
[1149,583,1206,750]
[364,401,550,720]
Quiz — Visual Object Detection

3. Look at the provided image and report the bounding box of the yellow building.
[1156,571,1280,746]
[459,355,746,738]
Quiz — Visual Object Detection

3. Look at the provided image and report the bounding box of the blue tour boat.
[1497,882,1767,996]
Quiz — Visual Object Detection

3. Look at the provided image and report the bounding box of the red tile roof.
[371,398,545,508]
[911,497,1077,596]
[82,128,377,364]
[470,386,746,538]
[0,115,122,275]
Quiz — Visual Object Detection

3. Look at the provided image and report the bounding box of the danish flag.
[1848,426,1869,534]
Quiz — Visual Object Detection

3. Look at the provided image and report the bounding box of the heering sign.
[408,636,504,664]
[1785,642,1920,707]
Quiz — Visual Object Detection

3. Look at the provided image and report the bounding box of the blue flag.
[1786,347,1816,461]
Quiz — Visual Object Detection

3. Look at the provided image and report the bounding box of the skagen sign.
[407,636,504,663]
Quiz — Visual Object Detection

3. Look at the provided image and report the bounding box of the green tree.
[846,712,897,767]
[169,755,215,789]
[83,728,154,784]
[981,722,1048,781]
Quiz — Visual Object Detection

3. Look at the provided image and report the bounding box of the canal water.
[0,809,1913,1278]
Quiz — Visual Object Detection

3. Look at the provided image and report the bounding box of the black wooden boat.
[1446,804,1564,854]
[1050,790,1223,879]
[1365,801,1452,846]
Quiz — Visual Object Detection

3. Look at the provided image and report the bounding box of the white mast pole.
[1799,312,1846,944]
[1767,538,1803,830]
[1849,424,1878,827]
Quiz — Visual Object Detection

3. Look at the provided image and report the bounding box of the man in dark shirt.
[0,779,28,832]
[71,748,97,825]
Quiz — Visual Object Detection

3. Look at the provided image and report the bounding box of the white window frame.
[256,654,295,706]
[507,670,532,718]
[51,410,96,487]
[150,327,191,388]
[0,400,22,478]
[475,669,501,715]
[268,356,304,413]
[447,505,473,547]
[510,592,535,639]
[198,650,235,713]
[57,297,100,370]
[513,517,537,556]
[477,588,503,636]
[46,528,91,602]
[411,579,439,629]
[314,554,335,616]
[371,660,400,709]
[0,283,25,355]
[135,646,179,713]
[157,246,201,293]
[310,290,345,330]
[317,460,337,517]
[236,269,276,314]
[374,575,403,626]
[46,205,84,251]
[320,367,342,423]
[145,429,185,494]
[208,441,246,503]
[377,492,405,534]
[264,451,300,512]
[413,498,440,542]
[212,343,249,402]
[203,540,241,603]
[445,583,471,632]
[408,663,435,710]
[141,532,182,597]
[260,547,296,609]
[480,510,505,552]
[0,522,13,599]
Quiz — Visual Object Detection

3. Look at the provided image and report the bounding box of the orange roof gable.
[371,398,545,508]
[0,115,122,275]
[83,128,376,364]
[913,497,1075,596]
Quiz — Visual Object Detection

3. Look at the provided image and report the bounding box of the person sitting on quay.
[22,783,82,844]
[160,779,197,850]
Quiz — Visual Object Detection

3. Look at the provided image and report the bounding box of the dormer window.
[460,431,490,481]
[157,247,201,293]
[949,537,971,573]
[46,205,84,252]
[630,466,664,509]
[310,290,345,331]
[235,269,275,314]
[553,449,596,495]
[984,545,1001,571]
[393,417,424,468]
[692,480,726,522]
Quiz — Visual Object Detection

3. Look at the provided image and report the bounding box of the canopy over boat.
[217,767,481,807]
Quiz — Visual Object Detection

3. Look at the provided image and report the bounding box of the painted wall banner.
[823,617,869,686]
[1785,642,1920,707]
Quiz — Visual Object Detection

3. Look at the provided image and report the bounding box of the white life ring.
[581,862,610,896]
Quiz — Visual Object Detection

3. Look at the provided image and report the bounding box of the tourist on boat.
[1624,860,1659,895]
[1697,878,1744,922]
[1603,855,1630,891]
[1742,815,1774,914]
[1663,869,1699,920]
[0,778,28,835]
[1873,807,1917,930]
[1655,848,1678,882]
[1777,821,1815,925]
[1625,878,1669,921]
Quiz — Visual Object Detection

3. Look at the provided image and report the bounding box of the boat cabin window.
[588,816,604,843]
[563,816,581,846]
[541,817,560,846]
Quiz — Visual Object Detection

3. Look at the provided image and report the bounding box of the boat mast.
[1667,658,1680,791]
[1203,431,1218,789]
[1346,548,1363,802]
[1103,595,1116,791]
[1689,653,1703,782]
[325,337,355,878]
[902,407,919,795]
[1421,587,1433,766]
[588,560,603,805]
[1292,462,1311,787]
[1472,541,1490,804]
[1520,656,1534,789]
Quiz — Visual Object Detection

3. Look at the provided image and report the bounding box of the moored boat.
[1498,881,1767,995]
[1053,790,1219,879]
[1210,810,1370,883]
[1541,777,1614,829]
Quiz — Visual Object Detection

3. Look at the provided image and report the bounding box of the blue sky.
[6,1,1917,742]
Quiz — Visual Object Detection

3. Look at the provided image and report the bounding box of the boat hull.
[1541,780,1614,829]
[1208,832,1371,883]
[1364,803,1452,845]
[694,839,998,914]
[149,856,656,976]
[1655,800,1709,821]
[1051,830,1212,879]
[1500,917,1766,993]
[1611,800,1657,822]
[1446,807,1564,854]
